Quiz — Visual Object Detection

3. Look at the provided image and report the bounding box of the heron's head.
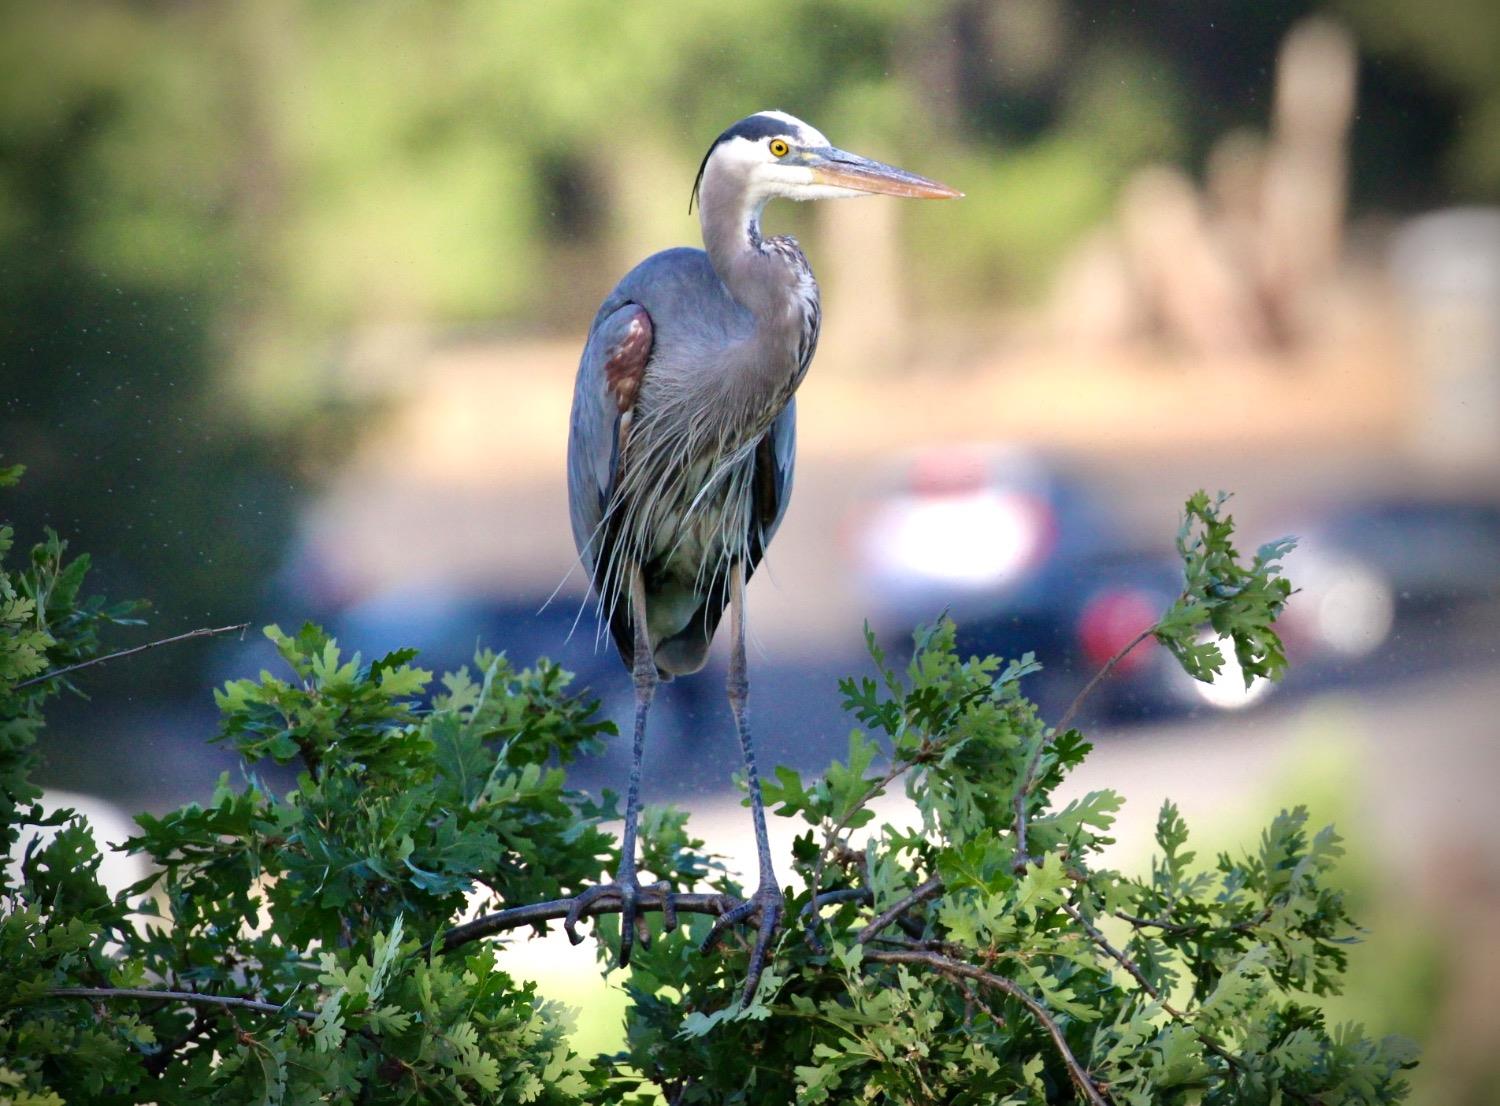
[691,110,961,217]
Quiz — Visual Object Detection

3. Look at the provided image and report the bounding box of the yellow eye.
[769,139,789,157]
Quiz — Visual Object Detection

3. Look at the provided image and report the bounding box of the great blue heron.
[564,110,959,1000]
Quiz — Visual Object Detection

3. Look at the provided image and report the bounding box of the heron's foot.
[701,880,785,1006]
[564,875,677,967]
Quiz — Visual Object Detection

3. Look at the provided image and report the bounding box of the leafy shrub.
[0,479,1416,1104]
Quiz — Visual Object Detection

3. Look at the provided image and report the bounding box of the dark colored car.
[848,447,1500,724]
[847,445,1152,717]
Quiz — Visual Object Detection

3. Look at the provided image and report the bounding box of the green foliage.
[1,471,614,1102]
[1,621,614,1103]
[1154,491,1295,687]
[1,490,1415,1103]
[607,608,1410,1104]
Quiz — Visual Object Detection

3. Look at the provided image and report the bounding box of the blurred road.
[298,326,1424,652]
[40,434,1499,821]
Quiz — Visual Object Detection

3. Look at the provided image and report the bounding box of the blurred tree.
[0,2,303,705]
[0,0,1490,703]
[1334,0,1500,199]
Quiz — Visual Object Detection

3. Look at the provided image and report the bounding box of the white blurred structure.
[1388,208,1500,474]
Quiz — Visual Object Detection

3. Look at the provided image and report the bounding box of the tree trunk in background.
[1258,17,1356,343]
[223,0,303,415]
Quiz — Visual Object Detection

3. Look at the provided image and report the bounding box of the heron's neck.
[696,180,819,429]
[700,187,791,319]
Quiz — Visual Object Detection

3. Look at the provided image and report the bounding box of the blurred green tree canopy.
[3,0,1492,370]
[0,0,1493,699]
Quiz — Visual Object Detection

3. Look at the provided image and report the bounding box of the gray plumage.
[560,110,958,1002]
[568,246,807,677]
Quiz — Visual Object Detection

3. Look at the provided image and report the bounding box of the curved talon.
[631,899,651,954]
[701,897,756,953]
[652,880,679,933]
[564,883,622,947]
[564,878,682,966]
[700,883,785,1005]
[617,881,641,966]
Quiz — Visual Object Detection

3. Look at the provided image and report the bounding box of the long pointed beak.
[808,147,962,200]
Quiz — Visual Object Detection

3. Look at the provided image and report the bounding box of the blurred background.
[3,1,1498,1099]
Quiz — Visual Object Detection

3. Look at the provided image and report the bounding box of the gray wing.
[566,299,653,583]
[749,397,796,567]
[566,251,793,674]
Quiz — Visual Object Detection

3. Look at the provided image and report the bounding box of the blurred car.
[849,447,1500,724]
[848,445,1155,716]
[1271,494,1500,684]
[1294,496,1500,610]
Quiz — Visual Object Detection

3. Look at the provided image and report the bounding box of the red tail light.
[1077,589,1159,674]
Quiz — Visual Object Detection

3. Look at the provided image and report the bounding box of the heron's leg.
[565,566,674,964]
[701,559,784,1005]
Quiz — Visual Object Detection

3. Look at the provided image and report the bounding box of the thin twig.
[1054,626,1156,736]
[806,887,873,912]
[36,987,314,1021]
[804,759,911,951]
[1115,909,1269,937]
[855,875,943,946]
[957,978,1005,1029]
[868,932,968,957]
[864,949,1108,1106]
[14,623,251,690]
[441,888,869,954]
[1012,625,1155,870]
[443,892,726,952]
[1063,903,1183,1019]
